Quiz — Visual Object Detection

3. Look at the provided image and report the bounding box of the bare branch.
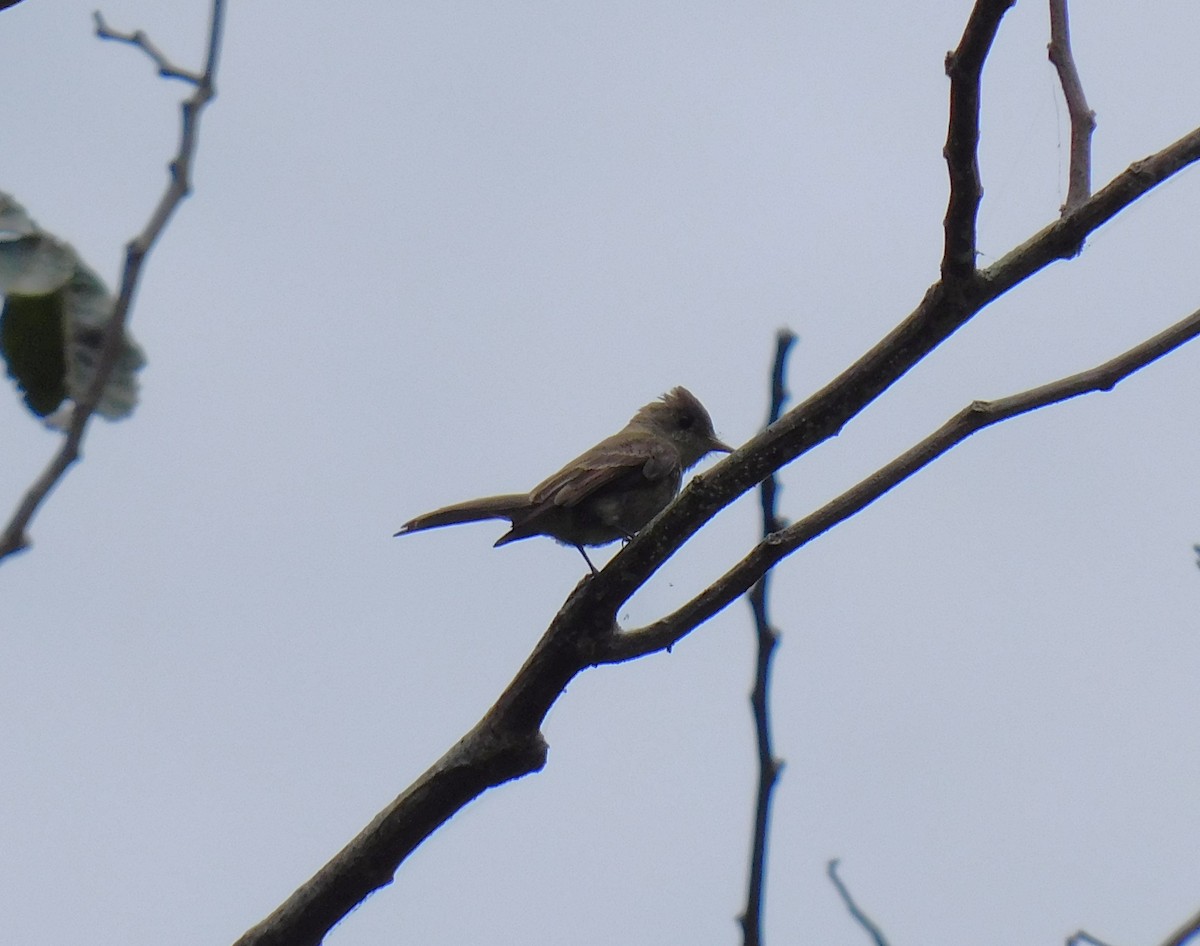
[1160,906,1200,946]
[580,120,1200,638]
[942,0,1017,281]
[233,718,548,946]
[1068,932,1118,946]
[235,126,1200,946]
[828,859,892,946]
[0,3,225,562]
[1048,0,1096,211]
[232,6,1200,941]
[738,330,794,946]
[93,10,204,84]
[603,304,1200,661]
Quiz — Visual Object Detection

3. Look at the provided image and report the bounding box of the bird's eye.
[677,413,695,430]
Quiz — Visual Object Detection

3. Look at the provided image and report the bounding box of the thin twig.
[0,3,224,562]
[1048,0,1096,211]
[603,303,1200,661]
[738,330,795,946]
[93,10,204,84]
[942,0,1017,282]
[1068,932,1117,946]
[828,859,892,946]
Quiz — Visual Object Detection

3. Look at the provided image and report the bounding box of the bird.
[394,386,732,573]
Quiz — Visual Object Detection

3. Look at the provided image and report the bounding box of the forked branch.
[94,10,206,84]
[233,3,1200,943]
[605,303,1200,661]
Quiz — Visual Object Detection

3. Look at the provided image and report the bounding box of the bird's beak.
[711,437,734,454]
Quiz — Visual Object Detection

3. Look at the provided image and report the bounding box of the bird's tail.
[394,494,530,537]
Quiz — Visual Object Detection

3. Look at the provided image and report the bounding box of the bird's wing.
[528,430,677,508]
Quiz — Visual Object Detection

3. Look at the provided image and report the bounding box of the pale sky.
[3,2,1200,945]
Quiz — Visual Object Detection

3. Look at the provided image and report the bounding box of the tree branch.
[93,10,205,84]
[0,3,224,562]
[1068,932,1118,946]
[583,119,1200,634]
[828,859,892,946]
[738,330,794,946]
[233,718,548,946]
[942,0,1017,282]
[235,254,1200,946]
[603,303,1200,661]
[232,6,1200,942]
[1161,906,1200,946]
[1048,0,1096,212]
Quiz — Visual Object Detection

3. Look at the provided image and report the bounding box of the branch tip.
[93,8,204,84]
[828,859,892,946]
[1048,0,1095,211]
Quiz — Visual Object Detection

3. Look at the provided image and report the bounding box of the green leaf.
[0,191,145,422]
[1,290,67,417]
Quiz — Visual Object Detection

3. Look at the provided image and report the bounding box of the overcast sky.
[3,2,1200,945]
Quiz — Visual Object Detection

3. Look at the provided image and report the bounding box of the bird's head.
[634,386,732,468]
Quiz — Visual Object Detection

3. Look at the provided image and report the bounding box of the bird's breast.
[586,470,681,536]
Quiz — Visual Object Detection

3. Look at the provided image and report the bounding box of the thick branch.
[603,304,1200,661]
[738,330,794,946]
[1161,906,1200,946]
[942,0,1017,281]
[233,719,548,946]
[1048,0,1096,212]
[0,3,224,562]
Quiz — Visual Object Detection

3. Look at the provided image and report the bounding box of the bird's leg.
[575,545,599,575]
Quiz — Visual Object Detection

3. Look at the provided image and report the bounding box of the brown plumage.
[394,387,731,572]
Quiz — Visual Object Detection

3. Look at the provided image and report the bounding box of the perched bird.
[394,386,732,573]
